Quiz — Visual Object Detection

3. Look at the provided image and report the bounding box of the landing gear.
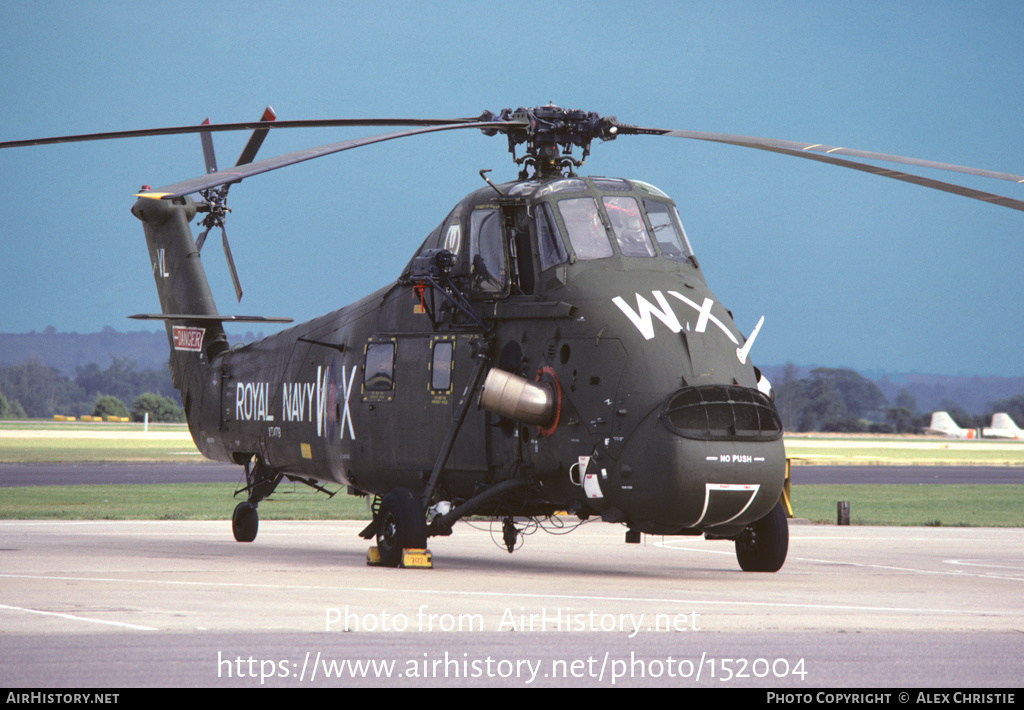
[375,487,428,567]
[231,457,282,543]
[501,516,520,553]
[735,501,789,572]
[232,501,258,542]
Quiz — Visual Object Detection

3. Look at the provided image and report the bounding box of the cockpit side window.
[469,208,507,294]
[644,199,695,263]
[558,197,613,261]
[535,202,567,271]
[603,196,655,257]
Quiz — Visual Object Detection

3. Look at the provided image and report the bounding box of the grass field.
[0,438,207,463]
[0,421,203,462]
[785,437,1024,467]
[0,482,371,521]
[790,484,1022,527]
[2,421,1022,526]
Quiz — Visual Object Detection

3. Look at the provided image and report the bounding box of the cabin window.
[509,207,536,295]
[431,341,453,392]
[469,208,507,293]
[535,203,567,271]
[644,199,695,263]
[603,196,655,257]
[558,197,613,260]
[364,342,395,392]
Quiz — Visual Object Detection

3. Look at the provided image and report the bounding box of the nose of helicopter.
[602,386,786,535]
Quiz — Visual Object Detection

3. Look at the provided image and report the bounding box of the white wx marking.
[612,291,739,345]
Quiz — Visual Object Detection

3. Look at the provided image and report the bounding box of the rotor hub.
[484,105,619,179]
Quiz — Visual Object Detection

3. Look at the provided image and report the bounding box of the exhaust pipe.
[478,368,557,427]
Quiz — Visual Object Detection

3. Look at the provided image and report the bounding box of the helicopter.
[3,105,1022,572]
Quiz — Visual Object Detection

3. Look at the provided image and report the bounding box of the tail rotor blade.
[199,118,218,175]
[199,108,278,301]
[235,106,277,167]
[195,225,211,252]
[221,226,243,302]
[198,116,220,254]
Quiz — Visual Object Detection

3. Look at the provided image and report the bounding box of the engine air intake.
[660,385,782,442]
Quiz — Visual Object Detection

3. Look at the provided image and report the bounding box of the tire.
[232,501,259,543]
[375,488,427,568]
[735,501,788,572]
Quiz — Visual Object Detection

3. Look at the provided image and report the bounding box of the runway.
[0,461,242,486]
[1,518,1022,687]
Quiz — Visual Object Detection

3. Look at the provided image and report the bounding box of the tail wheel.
[232,501,259,543]
[735,501,788,572]
[375,488,427,567]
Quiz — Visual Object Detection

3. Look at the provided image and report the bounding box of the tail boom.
[132,194,228,449]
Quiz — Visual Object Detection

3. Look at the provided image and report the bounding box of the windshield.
[539,181,697,265]
[558,197,613,260]
[535,202,568,271]
[603,196,655,257]
[644,199,694,263]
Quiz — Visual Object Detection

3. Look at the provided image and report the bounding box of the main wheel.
[375,488,427,568]
[232,501,259,543]
[735,501,788,572]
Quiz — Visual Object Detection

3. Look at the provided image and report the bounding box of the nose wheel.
[232,501,259,542]
[734,501,788,572]
[230,458,281,543]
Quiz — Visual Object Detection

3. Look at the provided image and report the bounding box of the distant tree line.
[772,365,1018,433]
[0,355,184,422]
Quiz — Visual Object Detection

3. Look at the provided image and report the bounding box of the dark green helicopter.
[5,105,1022,571]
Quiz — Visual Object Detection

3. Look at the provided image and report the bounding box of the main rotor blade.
[760,144,1024,212]
[622,125,1024,212]
[630,127,1024,185]
[138,120,514,200]
[0,115,495,150]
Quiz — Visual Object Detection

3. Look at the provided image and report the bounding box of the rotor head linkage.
[481,105,619,179]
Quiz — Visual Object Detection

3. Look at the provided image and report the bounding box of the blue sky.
[2,0,1022,376]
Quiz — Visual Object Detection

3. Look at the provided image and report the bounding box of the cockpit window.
[558,197,613,261]
[469,208,507,293]
[630,180,669,198]
[505,180,541,197]
[535,202,567,271]
[644,199,695,263]
[603,196,655,257]
[590,178,632,192]
[536,178,587,198]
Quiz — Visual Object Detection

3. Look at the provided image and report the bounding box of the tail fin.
[990,413,1021,431]
[131,194,229,413]
[925,411,977,439]
[983,412,1024,439]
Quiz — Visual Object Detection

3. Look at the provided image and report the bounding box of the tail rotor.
[195,107,277,301]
